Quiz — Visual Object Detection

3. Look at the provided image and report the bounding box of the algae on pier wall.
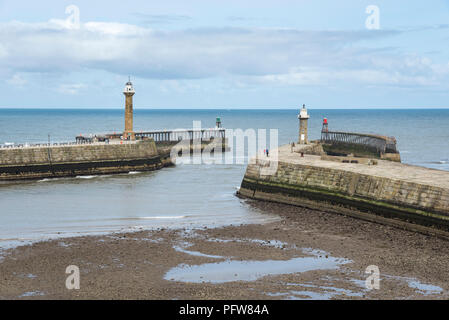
[238,145,449,236]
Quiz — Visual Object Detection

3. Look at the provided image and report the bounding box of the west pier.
[0,140,162,180]
[0,80,227,181]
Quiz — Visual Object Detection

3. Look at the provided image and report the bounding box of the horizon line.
[1,106,449,110]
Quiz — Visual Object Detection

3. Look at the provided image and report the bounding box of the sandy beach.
[1,199,448,300]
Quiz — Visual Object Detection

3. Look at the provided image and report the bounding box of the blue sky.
[0,0,449,108]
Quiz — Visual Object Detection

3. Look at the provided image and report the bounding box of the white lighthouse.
[298,104,310,144]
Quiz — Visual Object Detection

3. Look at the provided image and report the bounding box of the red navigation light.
[323,118,328,124]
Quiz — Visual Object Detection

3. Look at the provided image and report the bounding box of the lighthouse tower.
[298,104,310,144]
[123,79,135,141]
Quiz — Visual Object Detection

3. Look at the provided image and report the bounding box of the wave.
[76,175,112,179]
[128,171,141,175]
[104,215,189,222]
[38,177,63,182]
[39,175,113,182]
[427,160,448,165]
[138,215,186,220]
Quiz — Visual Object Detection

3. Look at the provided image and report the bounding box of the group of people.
[263,149,269,157]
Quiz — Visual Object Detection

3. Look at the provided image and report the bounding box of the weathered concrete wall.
[293,142,324,156]
[238,147,449,235]
[322,142,381,158]
[381,152,401,162]
[155,138,229,164]
[0,140,158,166]
[0,140,163,180]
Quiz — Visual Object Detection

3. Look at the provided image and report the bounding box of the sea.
[0,108,448,249]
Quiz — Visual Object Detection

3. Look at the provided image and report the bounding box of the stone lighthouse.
[298,104,310,144]
[123,78,135,140]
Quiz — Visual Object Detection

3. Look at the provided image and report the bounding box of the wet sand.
[1,199,449,300]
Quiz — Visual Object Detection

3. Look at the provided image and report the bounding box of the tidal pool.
[164,251,350,283]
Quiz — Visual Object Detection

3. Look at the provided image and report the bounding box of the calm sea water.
[0,109,448,248]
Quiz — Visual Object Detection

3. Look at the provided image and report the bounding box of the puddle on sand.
[267,290,336,300]
[407,280,443,295]
[164,250,350,284]
[207,238,292,249]
[267,282,364,300]
[173,243,225,259]
[349,273,444,297]
[19,291,45,298]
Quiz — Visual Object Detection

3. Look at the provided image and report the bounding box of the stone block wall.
[0,140,158,166]
[240,159,449,232]
[0,140,162,180]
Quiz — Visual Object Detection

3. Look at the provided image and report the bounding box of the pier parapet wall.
[0,140,158,165]
[0,140,162,180]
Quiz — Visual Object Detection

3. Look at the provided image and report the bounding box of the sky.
[0,0,449,109]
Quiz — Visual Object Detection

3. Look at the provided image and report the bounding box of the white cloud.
[133,13,192,25]
[0,44,8,59]
[57,83,86,95]
[6,73,27,86]
[83,22,151,36]
[0,19,447,91]
[256,65,442,88]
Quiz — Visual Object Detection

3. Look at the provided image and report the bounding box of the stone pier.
[0,140,163,181]
[238,144,449,238]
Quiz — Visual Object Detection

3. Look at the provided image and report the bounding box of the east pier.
[238,105,449,238]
